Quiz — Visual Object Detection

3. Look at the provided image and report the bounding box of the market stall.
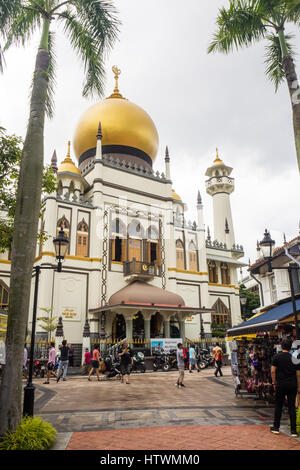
[227,298,299,402]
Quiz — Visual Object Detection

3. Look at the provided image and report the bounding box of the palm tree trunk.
[0,19,50,435]
[278,29,300,173]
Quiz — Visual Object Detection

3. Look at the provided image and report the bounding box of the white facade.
[0,91,245,363]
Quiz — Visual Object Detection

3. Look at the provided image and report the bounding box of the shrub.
[0,416,56,450]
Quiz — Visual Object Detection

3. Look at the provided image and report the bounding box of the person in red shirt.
[84,348,92,375]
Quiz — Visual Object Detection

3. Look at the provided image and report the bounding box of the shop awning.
[227,298,300,336]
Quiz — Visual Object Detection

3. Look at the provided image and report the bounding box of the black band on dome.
[79,145,153,167]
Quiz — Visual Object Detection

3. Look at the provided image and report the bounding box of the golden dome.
[73,67,159,168]
[172,189,182,201]
[57,141,81,175]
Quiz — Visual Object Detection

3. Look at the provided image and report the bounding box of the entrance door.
[128,239,142,261]
[113,314,126,341]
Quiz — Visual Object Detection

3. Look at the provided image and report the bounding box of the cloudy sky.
[1,0,300,274]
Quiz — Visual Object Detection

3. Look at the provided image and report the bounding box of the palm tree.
[208,0,300,173]
[0,0,120,434]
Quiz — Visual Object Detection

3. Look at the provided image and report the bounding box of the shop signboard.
[150,338,182,354]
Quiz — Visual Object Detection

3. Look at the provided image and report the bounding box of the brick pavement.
[29,368,300,450]
[66,425,300,450]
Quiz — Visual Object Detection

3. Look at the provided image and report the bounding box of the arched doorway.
[133,311,144,340]
[150,312,164,338]
[170,315,180,338]
[112,314,126,341]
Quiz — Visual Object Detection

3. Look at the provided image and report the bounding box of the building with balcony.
[0,68,245,359]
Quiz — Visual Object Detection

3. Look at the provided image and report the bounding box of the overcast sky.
[1,0,300,274]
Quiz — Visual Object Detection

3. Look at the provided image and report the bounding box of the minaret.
[205,148,235,248]
[165,145,171,180]
[95,121,102,160]
[51,150,58,173]
[197,190,204,230]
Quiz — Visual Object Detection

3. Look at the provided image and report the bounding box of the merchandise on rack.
[228,330,293,402]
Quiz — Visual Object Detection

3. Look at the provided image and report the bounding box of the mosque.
[0,67,245,362]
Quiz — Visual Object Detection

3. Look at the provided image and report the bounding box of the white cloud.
[0,0,299,273]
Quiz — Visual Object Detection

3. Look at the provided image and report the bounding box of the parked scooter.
[131,352,146,373]
[103,354,121,379]
[197,348,215,370]
[166,349,178,371]
[33,359,47,378]
[152,350,170,372]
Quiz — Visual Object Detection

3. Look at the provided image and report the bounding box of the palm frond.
[208,0,267,55]
[4,6,41,50]
[283,0,300,23]
[264,32,295,91]
[58,3,119,98]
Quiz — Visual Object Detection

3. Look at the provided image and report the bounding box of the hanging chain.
[101,207,109,306]
[159,216,166,290]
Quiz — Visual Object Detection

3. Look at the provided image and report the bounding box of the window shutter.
[121,238,127,262]
[157,242,161,267]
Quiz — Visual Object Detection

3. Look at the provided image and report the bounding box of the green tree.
[37,308,58,342]
[0,129,56,253]
[208,0,300,173]
[239,283,261,320]
[0,0,120,435]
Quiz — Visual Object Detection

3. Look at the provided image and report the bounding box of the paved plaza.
[30,367,300,451]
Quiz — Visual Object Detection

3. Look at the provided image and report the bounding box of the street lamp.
[259,230,300,340]
[23,228,69,417]
[240,292,247,320]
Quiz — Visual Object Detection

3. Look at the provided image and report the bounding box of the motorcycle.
[131,352,146,373]
[165,349,178,371]
[103,354,121,379]
[152,350,170,372]
[33,359,47,378]
[197,348,215,370]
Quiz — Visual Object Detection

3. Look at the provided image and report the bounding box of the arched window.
[188,241,198,271]
[0,281,9,311]
[221,262,230,285]
[212,298,231,326]
[146,226,161,266]
[76,219,89,257]
[57,216,70,253]
[176,239,185,270]
[208,260,218,283]
[111,218,126,262]
[127,220,144,262]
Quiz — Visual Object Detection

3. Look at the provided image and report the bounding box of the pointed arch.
[208,260,218,283]
[76,218,89,257]
[176,239,185,270]
[57,215,70,254]
[221,262,230,285]
[0,280,9,311]
[212,298,231,326]
[188,240,198,271]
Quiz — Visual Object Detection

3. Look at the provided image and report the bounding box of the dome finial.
[108,66,125,99]
[67,140,71,158]
[213,147,224,166]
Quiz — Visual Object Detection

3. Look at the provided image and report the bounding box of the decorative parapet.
[81,155,170,183]
[206,239,244,254]
[174,215,198,231]
[56,192,93,207]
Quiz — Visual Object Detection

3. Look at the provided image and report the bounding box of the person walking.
[118,340,133,384]
[189,344,199,373]
[43,342,57,384]
[176,343,185,387]
[83,348,92,375]
[212,342,223,377]
[68,343,74,367]
[57,339,69,382]
[88,345,101,381]
[270,338,300,437]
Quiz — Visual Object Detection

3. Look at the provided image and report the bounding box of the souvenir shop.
[227,302,298,402]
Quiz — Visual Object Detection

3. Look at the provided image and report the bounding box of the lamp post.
[259,229,300,340]
[240,292,247,320]
[23,228,69,417]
